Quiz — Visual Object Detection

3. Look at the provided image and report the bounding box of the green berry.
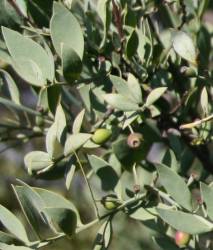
[175,231,190,247]
[127,133,143,148]
[92,128,112,144]
[180,66,197,78]
[101,194,122,210]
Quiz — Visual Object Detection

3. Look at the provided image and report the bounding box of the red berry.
[175,231,190,247]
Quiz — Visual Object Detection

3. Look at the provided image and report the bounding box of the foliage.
[0,0,213,249]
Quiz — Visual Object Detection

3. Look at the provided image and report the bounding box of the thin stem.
[73,151,100,218]
[128,125,134,134]
[132,163,138,186]
[179,114,213,130]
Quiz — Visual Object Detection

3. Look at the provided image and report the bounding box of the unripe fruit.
[92,128,112,144]
[180,66,197,78]
[127,133,143,148]
[175,231,190,247]
[101,194,122,210]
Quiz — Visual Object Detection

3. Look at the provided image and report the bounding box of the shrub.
[0,0,213,249]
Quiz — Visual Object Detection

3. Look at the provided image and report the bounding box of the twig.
[33,193,146,249]
[180,114,213,130]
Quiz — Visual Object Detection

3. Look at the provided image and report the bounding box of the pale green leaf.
[129,207,156,221]
[72,109,85,134]
[145,87,167,107]
[157,208,213,234]
[65,164,76,190]
[172,31,197,65]
[0,205,28,243]
[157,164,192,211]
[46,123,64,160]
[2,27,54,86]
[54,103,66,142]
[24,151,53,175]
[200,87,208,115]
[97,0,111,49]
[12,183,53,239]
[0,69,20,104]
[104,94,139,111]
[64,133,91,156]
[127,73,142,104]
[50,2,84,59]
[200,182,213,220]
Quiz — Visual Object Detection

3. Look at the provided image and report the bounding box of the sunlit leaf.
[172,31,197,65]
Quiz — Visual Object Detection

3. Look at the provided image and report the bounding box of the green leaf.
[14,58,44,85]
[97,0,111,49]
[0,1,22,29]
[157,208,213,234]
[0,231,23,245]
[200,182,213,220]
[64,133,91,156]
[53,1,65,15]
[33,187,82,227]
[145,87,167,107]
[200,87,208,115]
[129,207,156,221]
[157,164,192,211]
[137,29,152,66]
[2,27,54,86]
[109,75,131,100]
[12,183,53,239]
[125,28,139,60]
[109,74,142,104]
[43,207,77,236]
[54,103,66,142]
[0,205,29,243]
[62,45,82,82]
[127,73,142,104]
[50,2,84,59]
[46,123,64,160]
[65,164,76,190]
[15,0,28,17]
[0,243,33,250]
[0,69,20,104]
[172,31,197,65]
[88,155,119,191]
[104,94,139,111]
[72,109,85,134]
[24,151,53,175]
[37,87,49,113]
[83,140,100,149]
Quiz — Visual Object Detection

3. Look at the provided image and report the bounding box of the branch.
[32,193,146,249]
[180,114,213,130]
